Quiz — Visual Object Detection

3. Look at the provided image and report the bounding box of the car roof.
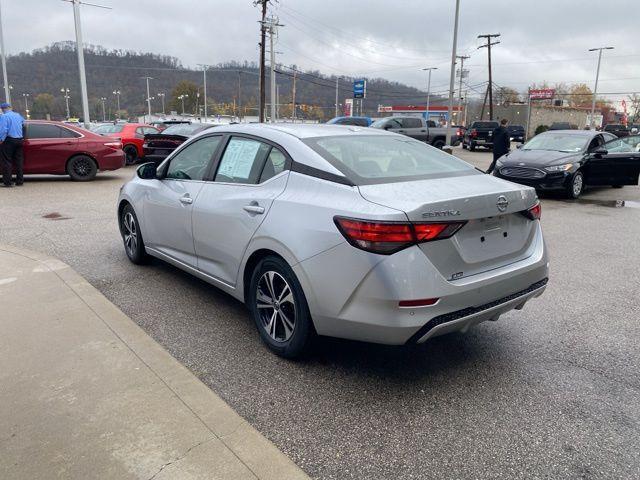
[539,129,599,137]
[206,122,389,139]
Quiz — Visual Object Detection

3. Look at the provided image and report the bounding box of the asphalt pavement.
[1,147,638,479]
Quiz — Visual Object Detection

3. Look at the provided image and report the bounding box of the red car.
[18,121,125,181]
[92,122,159,165]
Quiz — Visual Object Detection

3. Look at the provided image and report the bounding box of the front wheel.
[120,204,149,264]
[462,142,467,150]
[469,142,476,152]
[566,171,584,199]
[249,256,314,358]
[67,155,97,181]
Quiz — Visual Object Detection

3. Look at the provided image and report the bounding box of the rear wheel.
[124,145,138,166]
[67,155,97,181]
[432,138,446,149]
[249,256,314,358]
[566,171,584,199]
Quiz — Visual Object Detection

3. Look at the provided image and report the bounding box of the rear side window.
[259,148,288,183]
[27,124,72,139]
[304,135,475,185]
[214,137,271,184]
[401,118,422,128]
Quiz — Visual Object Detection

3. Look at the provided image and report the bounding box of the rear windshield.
[303,135,476,185]
[93,124,125,134]
[471,122,499,129]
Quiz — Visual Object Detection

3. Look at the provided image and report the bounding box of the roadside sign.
[353,79,366,99]
[529,89,555,100]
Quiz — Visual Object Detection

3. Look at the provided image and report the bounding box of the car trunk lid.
[358,174,540,279]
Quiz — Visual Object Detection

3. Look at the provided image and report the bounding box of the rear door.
[23,123,79,174]
[599,135,640,186]
[192,135,290,286]
[142,135,223,266]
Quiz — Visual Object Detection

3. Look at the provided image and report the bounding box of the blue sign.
[353,79,366,99]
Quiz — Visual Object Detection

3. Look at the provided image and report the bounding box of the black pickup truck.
[462,121,499,151]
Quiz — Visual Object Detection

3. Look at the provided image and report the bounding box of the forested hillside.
[6,42,437,121]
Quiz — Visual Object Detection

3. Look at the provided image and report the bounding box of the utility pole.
[422,67,437,124]
[237,71,242,120]
[257,0,268,123]
[588,46,614,128]
[112,90,120,117]
[143,76,153,121]
[0,0,11,104]
[275,83,280,121]
[61,88,71,119]
[22,93,29,116]
[335,77,339,117]
[292,70,297,121]
[266,16,283,123]
[445,0,461,146]
[478,33,501,121]
[456,55,469,125]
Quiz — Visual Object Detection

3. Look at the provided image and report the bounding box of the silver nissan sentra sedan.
[117,123,548,358]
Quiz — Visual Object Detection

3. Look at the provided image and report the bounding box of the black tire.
[119,204,149,264]
[566,170,584,199]
[124,145,138,166]
[461,142,467,150]
[432,138,446,149]
[470,142,476,152]
[67,155,97,181]
[248,256,314,359]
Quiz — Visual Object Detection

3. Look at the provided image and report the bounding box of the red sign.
[529,89,555,100]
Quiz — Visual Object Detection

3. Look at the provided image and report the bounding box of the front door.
[601,135,640,186]
[142,135,223,267]
[192,136,290,286]
[23,123,79,174]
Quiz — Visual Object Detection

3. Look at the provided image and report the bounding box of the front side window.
[165,135,222,181]
[214,137,271,184]
[304,135,475,185]
[401,118,422,128]
[371,118,401,129]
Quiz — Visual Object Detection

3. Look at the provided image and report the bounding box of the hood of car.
[501,149,581,166]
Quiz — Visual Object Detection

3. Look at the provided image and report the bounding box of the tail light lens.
[104,141,122,150]
[456,128,463,136]
[521,201,541,220]
[334,217,466,255]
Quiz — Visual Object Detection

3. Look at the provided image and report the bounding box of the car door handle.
[179,195,193,205]
[243,204,265,214]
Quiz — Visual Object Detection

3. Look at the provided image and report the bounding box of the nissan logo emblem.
[496,195,509,212]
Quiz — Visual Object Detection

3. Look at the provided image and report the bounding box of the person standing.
[0,102,25,187]
[486,118,510,174]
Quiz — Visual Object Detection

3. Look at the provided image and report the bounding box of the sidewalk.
[0,244,309,480]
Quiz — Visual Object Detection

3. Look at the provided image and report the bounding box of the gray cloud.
[2,0,638,106]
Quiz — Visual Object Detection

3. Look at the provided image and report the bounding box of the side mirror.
[136,162,157,180]
[592,148,608,157]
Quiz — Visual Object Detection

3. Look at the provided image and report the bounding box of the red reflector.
[334,217,466,255]
[399,298,439,308]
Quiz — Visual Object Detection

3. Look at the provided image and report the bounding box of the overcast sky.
[2,0,638,107]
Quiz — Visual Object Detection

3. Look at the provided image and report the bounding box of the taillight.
[456,128,463,136]
[521,201,541,221]
[104,141,122,150]
[470,129,478,138]
[334,217,466,255]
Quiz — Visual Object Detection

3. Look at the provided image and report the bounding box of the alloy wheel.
[73,157,92,178]
[256,271,296,342]
[573,173,583,197]
[122,212,138,256]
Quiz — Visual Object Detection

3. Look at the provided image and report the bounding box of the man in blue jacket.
[0,102,25,187]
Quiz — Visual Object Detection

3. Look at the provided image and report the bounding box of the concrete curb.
[0,244,309,480]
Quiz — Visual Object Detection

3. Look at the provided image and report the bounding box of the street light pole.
[61,88,71,119]
[456,55,469,125]
[0,0,11,104]
[22,93,29,116]
[445,0,461,147]
[112,90,120,117]
[588,46,614,129]
[422,67,437,124]
[143,76,153,121]
[100,96,106,121]
[157,92,165,114]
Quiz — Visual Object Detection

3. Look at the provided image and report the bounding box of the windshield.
[162,124,207,136]
[523,133,588,153]
[93,124,125,134]
[303,135,476,185]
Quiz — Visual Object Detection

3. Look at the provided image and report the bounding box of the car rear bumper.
[295,222,548,345]
[99,150,126,171]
